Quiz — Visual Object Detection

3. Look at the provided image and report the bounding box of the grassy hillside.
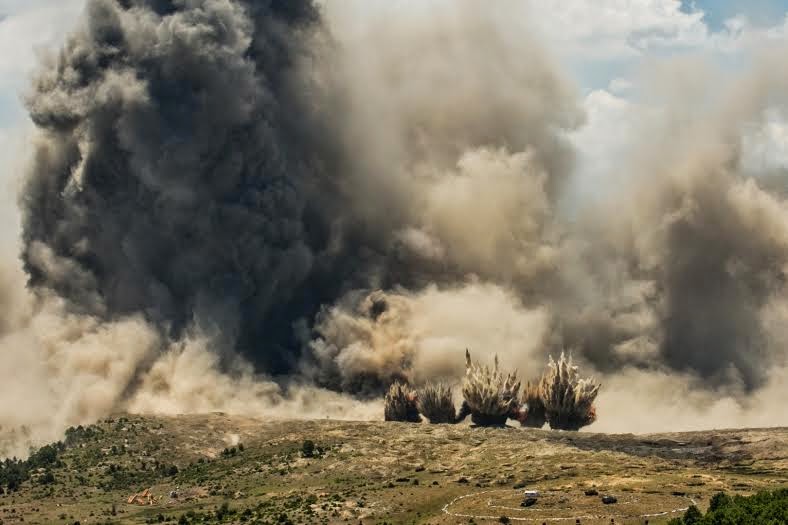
[0,414,786,524]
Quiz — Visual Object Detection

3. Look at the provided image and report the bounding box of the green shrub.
[39,471,56,485]
[1,441,66,492]
[709,491,732,512]
[683,505,702,524]
[668,488,787,524]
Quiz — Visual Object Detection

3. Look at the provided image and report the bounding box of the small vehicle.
[523,490,540,498]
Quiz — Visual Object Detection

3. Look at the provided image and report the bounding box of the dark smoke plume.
[21,0,346,374]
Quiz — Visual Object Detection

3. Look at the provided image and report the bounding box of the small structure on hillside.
[127,488,156,505]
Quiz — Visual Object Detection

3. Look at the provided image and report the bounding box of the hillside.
[1,414,786,524]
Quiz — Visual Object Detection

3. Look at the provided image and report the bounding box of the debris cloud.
[2,0,788,452]
[538,353,600,431]
[460,351,521,426]
[416,383,457,424]
[383,382,420,423]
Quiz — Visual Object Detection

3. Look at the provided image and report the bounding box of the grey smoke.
[20,0,583,390]
[22,0,340,373]
[549,57,788,392]
[4,0,788,448]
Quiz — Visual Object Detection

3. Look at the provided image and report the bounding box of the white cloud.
[527,1,788,68]
[527,0,710,60]
[608,77,633,93]
[566,88,647,204]
[742,109,788,172]
[0,1,84,91]
[0,1,83,249]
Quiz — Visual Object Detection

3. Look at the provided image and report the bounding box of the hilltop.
[1,414,786,524]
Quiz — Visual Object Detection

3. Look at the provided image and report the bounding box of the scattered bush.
[301,440,315,458]
[682,505,702,524]
[38,471,56,485]
[709,491,732,512]
[0,441,66,492]
[64,425,98,447]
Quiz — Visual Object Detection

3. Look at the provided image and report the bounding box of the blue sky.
[683,0,788,31]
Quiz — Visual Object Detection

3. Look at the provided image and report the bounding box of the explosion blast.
[2,0,788,454]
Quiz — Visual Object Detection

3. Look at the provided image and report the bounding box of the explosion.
[517,381,547,428]
[383,382,421,423]
[416,383,457,424]
[3,0,788,453]
[460,350,521,426]
[538,352,600,431]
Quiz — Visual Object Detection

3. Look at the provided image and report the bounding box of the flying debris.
[384,382,421,423]
[538,352,600,431]
[460,350,520,426]
[416,383,457,424]
[516,380,547,428]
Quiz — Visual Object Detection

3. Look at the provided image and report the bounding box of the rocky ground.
[1,414,786,524]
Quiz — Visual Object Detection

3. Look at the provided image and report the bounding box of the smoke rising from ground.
[308,284,548,395]
[2,0,788,453]
[0,261,378,458]
[21,0,333,371]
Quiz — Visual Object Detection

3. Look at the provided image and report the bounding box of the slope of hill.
[1,414,786,524]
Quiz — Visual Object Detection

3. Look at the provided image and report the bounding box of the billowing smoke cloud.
[308,283,549,395]
[18,0,579,375]
[558,56,788,392]
[0,261,378,459]
[16,0,580,387]
[1,0,376,456]
[21,0,336,373]
[304,39,788,425]
[3,0,788,454]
